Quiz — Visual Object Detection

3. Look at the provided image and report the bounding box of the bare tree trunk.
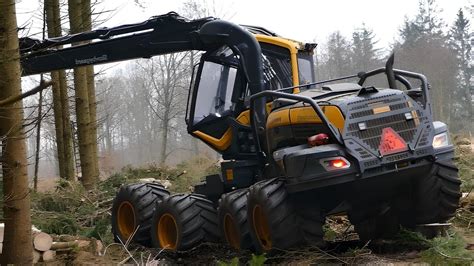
[81,0,100,179]
[60,70,75,180]
[33,90,43,191]
[46,0,75,180]
[159,110,169,165]
[105,113,113,153]
[0,0,33,263]
[68,0,96,189]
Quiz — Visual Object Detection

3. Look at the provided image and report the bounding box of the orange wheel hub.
[157,213,178,250]
[252,204,272,250]
[223,213,240,249]
[117,201,136,240]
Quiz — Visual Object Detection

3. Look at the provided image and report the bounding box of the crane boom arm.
[19,11,267,130]
[20,12,216,76]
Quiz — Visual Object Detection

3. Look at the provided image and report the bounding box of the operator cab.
[186,36,316,158]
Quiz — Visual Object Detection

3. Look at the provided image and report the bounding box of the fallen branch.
[0,80,53,107]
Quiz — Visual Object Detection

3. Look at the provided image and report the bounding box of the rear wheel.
[247,178,304,253]
[218,189,255,250]
[151,194,220,250]
[111,183,170,246]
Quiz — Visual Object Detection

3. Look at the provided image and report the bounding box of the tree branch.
[0,80,53,107]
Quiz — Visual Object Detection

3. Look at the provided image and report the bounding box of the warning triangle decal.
[379,127,408,156]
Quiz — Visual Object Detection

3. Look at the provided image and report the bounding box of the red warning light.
[330,159,348,168]
[379,127,408,156]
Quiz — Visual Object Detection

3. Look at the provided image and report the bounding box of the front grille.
[347,112,419,151]
[342,91,432,172]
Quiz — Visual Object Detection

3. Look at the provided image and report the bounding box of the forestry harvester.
[20,12,461,252]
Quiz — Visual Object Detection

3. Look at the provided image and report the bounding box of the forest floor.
[31,141,474,265]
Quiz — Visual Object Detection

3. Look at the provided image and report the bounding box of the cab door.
[186,46,245,152]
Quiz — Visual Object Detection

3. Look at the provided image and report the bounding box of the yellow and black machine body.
[20,12,461,252]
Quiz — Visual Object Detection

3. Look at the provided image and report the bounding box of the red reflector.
[379,127,408,156]
[330,159,347,168]
[308,133,329,147]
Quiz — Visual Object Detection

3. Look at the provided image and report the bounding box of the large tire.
[351,159,461,241]
[247,178,304,253]
[218,189,255,250]
[413,159,461,224]
[151,193,220,251]
[111,183,170,246]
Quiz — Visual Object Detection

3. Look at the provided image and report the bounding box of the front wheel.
[351,159,462,241]
[413,159,461,224]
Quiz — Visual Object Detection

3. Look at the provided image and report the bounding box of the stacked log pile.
[0,224,103,263]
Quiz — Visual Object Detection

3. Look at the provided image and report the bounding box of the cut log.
[33,232,53,251]
[51,240,90,250]
[33,250,41,264]
[42,250,56,262]
[53,234,88,242]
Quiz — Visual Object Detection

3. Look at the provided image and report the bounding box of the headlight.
[432,132,450,149]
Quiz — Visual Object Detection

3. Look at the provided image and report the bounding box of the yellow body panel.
[267,106,345,131]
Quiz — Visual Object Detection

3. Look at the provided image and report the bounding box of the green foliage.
[217,257,240,266]
[454,143,473,193]
[323,224,337,241]
[393,228,432,250]
[249,254,267,266]
[36,194,70,212]
[421,232,474,265]
[390,229,473,265]
[85,217,113,243]
[34,213,80,235]
[217,254,266,266]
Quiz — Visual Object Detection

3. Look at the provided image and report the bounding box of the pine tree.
[448,8,473,133]
[351,24,381,72]
[0,0,33,263]
[399,0,446,46]
[68,0,97,190]
[325,31,351,78]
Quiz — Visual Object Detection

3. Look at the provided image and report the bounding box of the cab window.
[260,43,293,90]
[192,61,237,126]
[298,52,316,88]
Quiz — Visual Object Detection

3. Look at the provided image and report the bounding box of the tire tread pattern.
[152,193,219,250]
[111,183,170,246]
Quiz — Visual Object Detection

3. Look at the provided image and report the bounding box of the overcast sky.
[16,0,472,84]
[17,0,472,46]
